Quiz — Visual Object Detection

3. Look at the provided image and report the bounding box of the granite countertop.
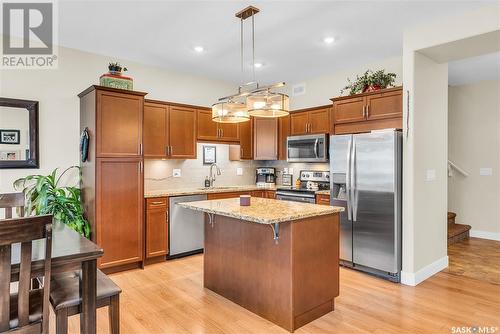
[177,197,343,225]
[145,185,277,198]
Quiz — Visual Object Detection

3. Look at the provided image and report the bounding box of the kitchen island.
[179,197,343,332]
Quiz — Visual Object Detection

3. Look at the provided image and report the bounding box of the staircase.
[448,212,471,245]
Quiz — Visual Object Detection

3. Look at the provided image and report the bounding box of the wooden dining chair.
[0,215,53,334]
[0,193,25,219]
[49,269,121,334]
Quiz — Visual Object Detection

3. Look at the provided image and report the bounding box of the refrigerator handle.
[345,138,353,221]
[351,141,358,222]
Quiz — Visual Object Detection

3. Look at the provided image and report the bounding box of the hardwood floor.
[446,237,500,285]
[55,254,500,334]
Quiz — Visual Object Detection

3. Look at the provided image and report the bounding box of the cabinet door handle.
[170,146,173,156]
[140,143,143,155]
[366,105,369,118]
[362,105,366,118]
[166,146,169,156]
[221,129,224,137]
[139,161,143,173]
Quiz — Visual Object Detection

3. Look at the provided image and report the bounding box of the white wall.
[448,79,500,240]
[0,45,234,192]
[287,56,402,110]
[402,4,500,285]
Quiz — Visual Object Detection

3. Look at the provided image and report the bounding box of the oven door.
[287,134,328,162]
[276,192,316,204]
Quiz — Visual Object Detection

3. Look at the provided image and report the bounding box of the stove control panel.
[299,170,330,182]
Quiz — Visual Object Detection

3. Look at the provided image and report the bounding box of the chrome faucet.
[208,163,221,188]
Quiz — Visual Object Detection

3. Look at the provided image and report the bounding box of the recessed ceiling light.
[254,62,263,68]
[323,37,335,44]
[194,46,204,53]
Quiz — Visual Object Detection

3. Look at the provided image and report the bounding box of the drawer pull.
[150,201,165,205]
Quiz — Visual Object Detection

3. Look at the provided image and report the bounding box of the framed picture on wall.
[0,129,20,144]
[203,145,216,165]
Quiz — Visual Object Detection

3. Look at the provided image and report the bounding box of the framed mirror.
[0,98,39,169]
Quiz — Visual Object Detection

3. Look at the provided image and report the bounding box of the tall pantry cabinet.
[79,85,146,272]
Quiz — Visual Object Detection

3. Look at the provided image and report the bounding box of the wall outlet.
[425,169,436,181]
[236,167,243,176]
[479,167,493,176]
[172,169,181,177]
[288,168,294,175]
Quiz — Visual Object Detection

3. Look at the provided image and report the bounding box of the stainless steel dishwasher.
[168,194,207,259]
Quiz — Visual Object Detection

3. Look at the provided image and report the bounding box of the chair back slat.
[0,215,52,334]
[0,245,11,332]
[0,193,25,219]
[17,242,32,327]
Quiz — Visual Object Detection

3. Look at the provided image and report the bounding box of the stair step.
[448,222,471,245]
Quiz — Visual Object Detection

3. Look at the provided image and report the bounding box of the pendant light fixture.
[212,6,289,123]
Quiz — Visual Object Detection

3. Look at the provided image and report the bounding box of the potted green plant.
[13,166,91,238]
[108,62,128,76]
[341,70,396,95]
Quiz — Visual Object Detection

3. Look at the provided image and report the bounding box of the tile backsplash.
[144,143,330,191]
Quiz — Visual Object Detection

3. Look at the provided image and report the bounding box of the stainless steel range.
[276,170,329,204]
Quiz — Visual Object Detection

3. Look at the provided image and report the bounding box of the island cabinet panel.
[204,213,339,332]
[145,198,168,259]
[169,106,197,158]
[143,102,169,158]
[331,87,402,134]
[253,117,278,160]
[96,89,143,157]
[197,110,240,143]
[96,158,144,270]
[239,119,253,159]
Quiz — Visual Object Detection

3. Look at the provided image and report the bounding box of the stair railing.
[448,160,469,177]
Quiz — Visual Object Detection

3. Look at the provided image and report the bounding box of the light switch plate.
[172,169,181,177]
[236,167,243,176]
[425,169,436,181]
[480,167,493,176]
[288,168,294,175]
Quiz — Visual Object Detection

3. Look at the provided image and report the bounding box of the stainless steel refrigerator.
[330,129,402,282]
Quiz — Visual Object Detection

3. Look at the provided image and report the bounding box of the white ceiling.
[58,1,492,85]
[448,52,500,86]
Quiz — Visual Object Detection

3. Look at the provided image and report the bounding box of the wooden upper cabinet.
[308,108,330,134]
[97,158,144,269]
[365,89,402,121]
[239,118,253,159]
[333,97,365,124]
[290,112,309,136]
[197,110,240,143]
[278,115,290,160]
[290,107,331,135]
[145,198,168,259]
[169,106,197,158]
[197,110,219,141]
[331,87,403,135]
[218,122,239,142]
[96,90,143,157]
[144,102,168,158]
[254,117,278,160]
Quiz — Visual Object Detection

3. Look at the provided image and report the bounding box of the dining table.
[9,221,103,334]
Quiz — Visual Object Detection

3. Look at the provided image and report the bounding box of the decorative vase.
[363,85,382,93]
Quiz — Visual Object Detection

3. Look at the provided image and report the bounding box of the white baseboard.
[470,230,500,241]
[400,256,449,286]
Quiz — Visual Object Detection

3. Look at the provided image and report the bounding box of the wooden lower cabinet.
[266,190,276,199]
[207,192,251,200]
[96,158,144,270]
[316,194,330,206]
[145,198,169,259]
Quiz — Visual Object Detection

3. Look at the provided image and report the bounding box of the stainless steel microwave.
[287,134,329,162]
